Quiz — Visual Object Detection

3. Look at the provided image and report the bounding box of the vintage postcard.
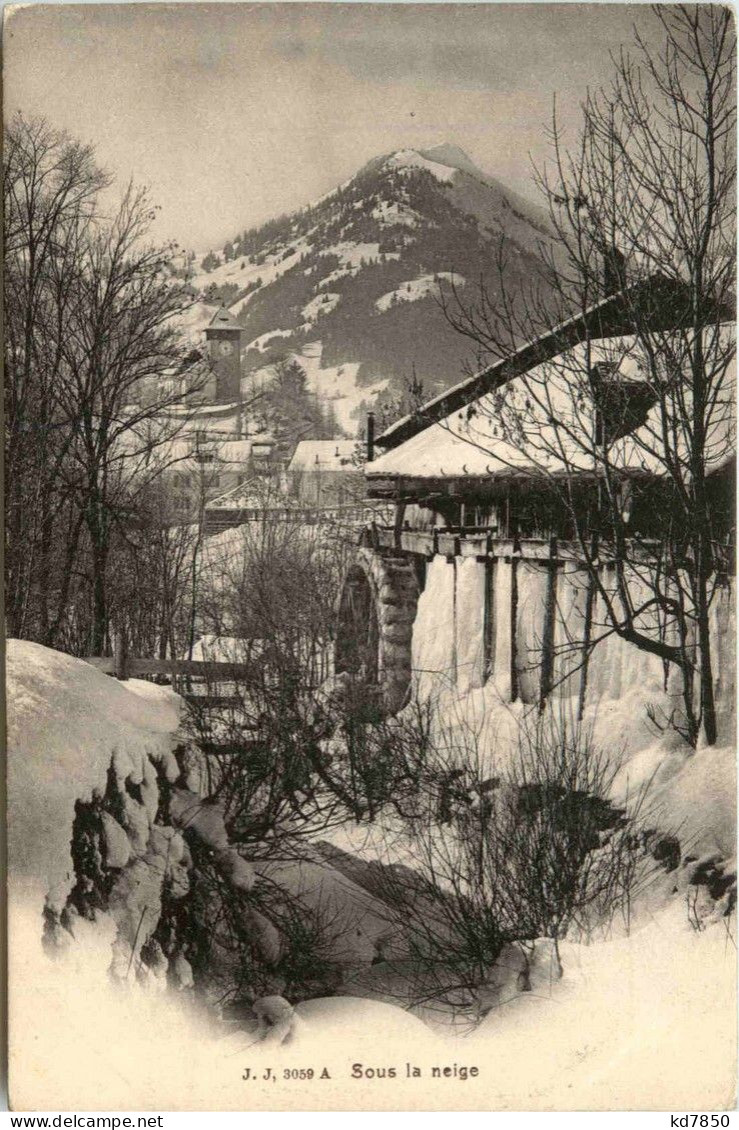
[4,1,737,1113]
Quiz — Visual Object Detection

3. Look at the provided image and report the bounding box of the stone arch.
[335,547,420,714]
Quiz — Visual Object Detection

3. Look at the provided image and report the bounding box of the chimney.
[603,246,626,295]
[366,411,375,463]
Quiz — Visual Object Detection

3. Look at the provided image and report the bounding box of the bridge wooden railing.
[365,523,667,564]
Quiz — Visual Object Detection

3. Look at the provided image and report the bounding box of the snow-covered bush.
[356,706,659,1022]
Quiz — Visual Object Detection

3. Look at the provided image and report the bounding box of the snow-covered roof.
[207,305,241,331]
[377,275,730,452]
[157,435,254,470]
[288,440,359,473]
[367,332,736,484]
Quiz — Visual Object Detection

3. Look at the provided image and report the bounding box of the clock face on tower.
[217,339,234,357]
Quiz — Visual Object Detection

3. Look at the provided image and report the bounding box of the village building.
[286,439,364,508]
[335,274,736,725]
[147,305,280,520]
[159,433,278,520]
[131,306,380,526]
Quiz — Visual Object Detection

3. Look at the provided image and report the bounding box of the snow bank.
[468,901,736,1110]
[4,642,438,1109]
[279,799,737,1108]
[12,899,733,1109]
[7,640,181,906]
[411,557,457,698]
[255,853,405,965]
[454,557,486,696]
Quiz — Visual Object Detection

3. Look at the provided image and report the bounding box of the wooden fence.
[82,640,258,708]
[83,636,332,708]
[83,653,255,682]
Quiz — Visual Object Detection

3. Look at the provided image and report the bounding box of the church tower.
[205,305,242,404]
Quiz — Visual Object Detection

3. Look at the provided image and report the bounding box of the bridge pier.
[335,547,420,714]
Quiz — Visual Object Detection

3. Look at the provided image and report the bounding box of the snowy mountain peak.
[383,148,457,183]
[418,143,484,177]
[382,143,483,182]
[189,142,556,432]
[379,144,551,233]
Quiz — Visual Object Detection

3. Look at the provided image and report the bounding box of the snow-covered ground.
[302,291,341,321]
[371,199,421,228]
[242,335,384,434]
[7,639,736,1109]
[375,272,465,313]
[294,340,386,434]
[184,237,312,331]
[410,556,736,853]
[324,240,386,269]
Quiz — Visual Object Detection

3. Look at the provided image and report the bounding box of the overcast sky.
[5,2,662,251]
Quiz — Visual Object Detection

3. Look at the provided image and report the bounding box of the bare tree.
[107,477,200,664]
[4,113,110,642]
[57,182,208,652]
[442,7,735,745]
[4,113,209,652]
